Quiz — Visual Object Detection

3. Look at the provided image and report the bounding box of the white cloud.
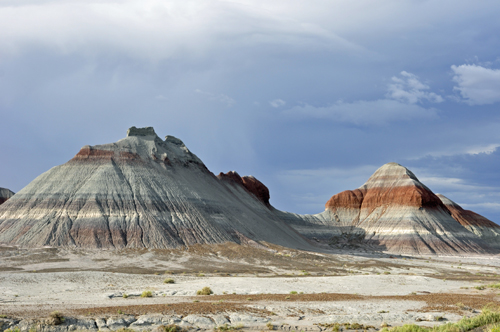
[417,176,493,192]
[387,71,443,104]
[0,0,363,61]
[452,64,500,105]
[269,99,286,108]
[282,71,441,125]
[195,89,235,107]
[465,143,500,155]
[282,99,438,125]
[461,202,500,212]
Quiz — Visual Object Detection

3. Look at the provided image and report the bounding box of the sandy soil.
[1,244,500,330]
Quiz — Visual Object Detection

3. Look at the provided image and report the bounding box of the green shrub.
[122,293,128,298]
[290,291,298,294]
[490,324,500,332]
[48,311,64,325]
[197,287,213,295]
[266,322,274,330]
[164,278,175,284]
[5,328,21,332]
[141,290,153,297]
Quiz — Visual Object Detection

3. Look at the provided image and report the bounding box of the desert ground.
[1,243,500,331]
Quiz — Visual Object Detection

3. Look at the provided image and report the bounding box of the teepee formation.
[0,127,313,250]
[0,127,498,255]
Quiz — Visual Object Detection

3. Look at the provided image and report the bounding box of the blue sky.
[2,0,500,221]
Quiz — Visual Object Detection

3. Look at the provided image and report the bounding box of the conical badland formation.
[0,127,498,255]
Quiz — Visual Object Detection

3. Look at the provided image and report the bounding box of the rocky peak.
[218,171,270,207]
[126,126,157,137]
[71,127,203,166]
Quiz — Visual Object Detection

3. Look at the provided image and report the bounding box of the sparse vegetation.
[158,324,184,332]
[488,283,500,289]
[164,278,175,284]
[48,311,64,325]
[266,322,275,330]
[4,328,21,332]
[214,324,244,331]
[290,291,298,294]
[141,290,153,297]
[381,304,500,332]
[475,285,486,290]
[197,287,213,295]
[122,293,128,298]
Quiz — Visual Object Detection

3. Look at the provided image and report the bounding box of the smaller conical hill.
[312,163,494,254]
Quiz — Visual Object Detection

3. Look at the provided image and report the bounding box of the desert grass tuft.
[197,286,213,295]
[141,290,153,297]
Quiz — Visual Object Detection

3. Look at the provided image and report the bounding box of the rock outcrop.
[287,163,496,255]
[0,188,14,205]
[0,127,313,250]
[217,171,270,207]
[437,194,500,250]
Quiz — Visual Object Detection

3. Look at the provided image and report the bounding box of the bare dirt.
[1,243,500,330]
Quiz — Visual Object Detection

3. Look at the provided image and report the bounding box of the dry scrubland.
[1,243,500,332]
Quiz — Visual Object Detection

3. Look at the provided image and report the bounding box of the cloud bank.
[452,64,500,105]
[282,71,440,125]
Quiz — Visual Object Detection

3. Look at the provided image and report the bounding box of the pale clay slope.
[0,127,314,250]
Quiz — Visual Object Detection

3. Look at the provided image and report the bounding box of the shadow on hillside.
[309,226,414,259]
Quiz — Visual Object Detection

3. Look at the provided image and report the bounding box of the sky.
[2,0,500,221]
